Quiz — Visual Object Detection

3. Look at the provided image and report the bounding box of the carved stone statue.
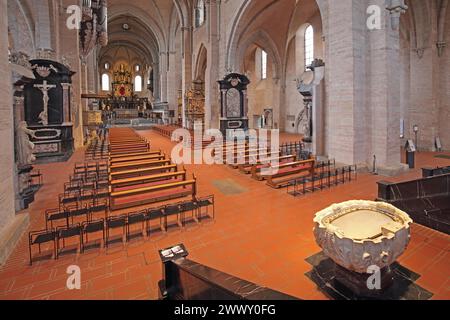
[17,121,37,166]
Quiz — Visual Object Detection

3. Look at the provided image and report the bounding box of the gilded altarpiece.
[185,85,205,130]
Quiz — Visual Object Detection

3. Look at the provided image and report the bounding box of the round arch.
[226,0,326,72]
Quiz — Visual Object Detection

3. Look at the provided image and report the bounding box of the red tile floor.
[0,130,449,300]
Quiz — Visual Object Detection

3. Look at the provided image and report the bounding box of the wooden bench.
[250,155,298,178]
[109,150,161,160]
[238,152,297,174]
[110,170,187,192]
[110,142,150,150]
[109,145,151,156]
[229,151,281,169]
[110,153,166,165]
[110,178,197,211]
[109,159,171,173]
[110,164,178,180]
[265,159,316,189]
[218,147,272,163]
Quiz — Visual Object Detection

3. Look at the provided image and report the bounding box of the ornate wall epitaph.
[218,73,250,135]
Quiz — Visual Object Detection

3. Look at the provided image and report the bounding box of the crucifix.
[34,80,56,126]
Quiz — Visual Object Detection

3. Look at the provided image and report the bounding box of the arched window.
[101,73,110,91]
[135,64,140,72]
[195,0,206,28]
[304,25,314,68]
[261,50,268,80]
[134,75,142,92]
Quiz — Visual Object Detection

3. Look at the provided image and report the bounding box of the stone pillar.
[0,0,16,232]
[167,51,178,123]
[153,62,161,102]
[205,0,220,129]
[368,0,407,174]
[0,0,29,266]
[326,0,367,166]
[181,26,193,127]
[59,0,84,148]
[159,52,168,102]
[61,83,72,124]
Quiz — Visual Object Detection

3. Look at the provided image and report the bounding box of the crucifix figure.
[34,80,56,126]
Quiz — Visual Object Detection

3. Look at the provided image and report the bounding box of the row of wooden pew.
[218,142,316,189]
[108,128,198,211]
[152,124,216,149]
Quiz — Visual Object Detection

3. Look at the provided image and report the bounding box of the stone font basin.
[313,200,413,274]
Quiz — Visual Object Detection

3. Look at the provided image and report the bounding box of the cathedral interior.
[0,0,449,302]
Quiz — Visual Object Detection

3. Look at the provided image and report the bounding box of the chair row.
[30,195,215,265]
[287,165,357,197]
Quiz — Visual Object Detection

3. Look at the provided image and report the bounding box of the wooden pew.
[109,159,171,173]
[265,159,316,189]
[110,153,166,165]
[110,164,178,180]
[238,153,294,173]
[229,151,281,169]
[250,155,298,178]
[218,147,272,163]
[110,178,197,210]
[109,145,150,155]
[110,170,187,192]
[109,150,161,160]
[110,142,149,150]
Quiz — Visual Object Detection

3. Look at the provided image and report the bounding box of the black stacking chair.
[105,215,127,247]
[29,229,57,265]
[74,163,86,175]
[127,210,147,240]
[46,208,69,229]
[146,207,165,235]
[197,195,215,221]
[88,199,109,221]
[56,224,83,258]
[179,201,199,226]
[163,204,182,230]
[66,203,89,226]
[82,219,105,252]
[59,193,79,210]
[64,181,81,194]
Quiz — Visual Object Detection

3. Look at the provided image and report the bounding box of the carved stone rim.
[313,200,413,245]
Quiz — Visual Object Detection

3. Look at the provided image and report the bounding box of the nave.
[0,130,448,300]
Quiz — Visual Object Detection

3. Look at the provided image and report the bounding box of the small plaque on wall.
[35,142,60,154]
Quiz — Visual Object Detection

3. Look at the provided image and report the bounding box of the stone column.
[167,51,178,123]
[0,0,29,266]
[368,0,408,174]
[152,62,161,102]
[159,52,168,103]
[59,0,84,148]
[61,83,72,124]
[205,0,220,129]
[326,0,367,166]
[0,0,15,231]
[181,26,193,127]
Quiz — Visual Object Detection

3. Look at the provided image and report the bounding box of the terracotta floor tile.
[0,131,448,300]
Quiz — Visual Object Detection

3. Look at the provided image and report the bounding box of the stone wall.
[438,7,450,150]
